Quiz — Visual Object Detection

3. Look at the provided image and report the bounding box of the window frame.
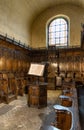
[47,16,69,48]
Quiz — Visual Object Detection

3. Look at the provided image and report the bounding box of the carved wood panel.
[0,44,29,72]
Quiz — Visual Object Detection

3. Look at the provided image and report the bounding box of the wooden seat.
[15,78,24,96]
[53,105,72,130]
[62,89,73,97]
[15,72,29,96]
[0,78,8,103]
[8,73,17,101]
[59,95,72,107]
[0,73,17,103]
[55,76,62,89]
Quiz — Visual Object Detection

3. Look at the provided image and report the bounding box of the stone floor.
[0,90,61,130]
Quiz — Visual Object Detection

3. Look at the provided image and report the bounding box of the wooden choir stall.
[28,63,47,108]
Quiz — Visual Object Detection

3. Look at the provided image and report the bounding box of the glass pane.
[56,39,59,43]
[48,17,68,47]
[56,32,60,38]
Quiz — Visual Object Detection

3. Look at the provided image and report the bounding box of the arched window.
[48,17,69,47]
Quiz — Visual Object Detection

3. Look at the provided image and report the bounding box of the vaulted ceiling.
[22,0,84,25]
[5,0,84,27]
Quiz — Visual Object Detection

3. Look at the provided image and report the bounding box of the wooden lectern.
[28,63,47,108]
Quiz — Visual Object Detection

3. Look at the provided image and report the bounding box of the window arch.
[47,17,69,47]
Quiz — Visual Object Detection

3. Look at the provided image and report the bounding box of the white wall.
[0,0,31,46]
